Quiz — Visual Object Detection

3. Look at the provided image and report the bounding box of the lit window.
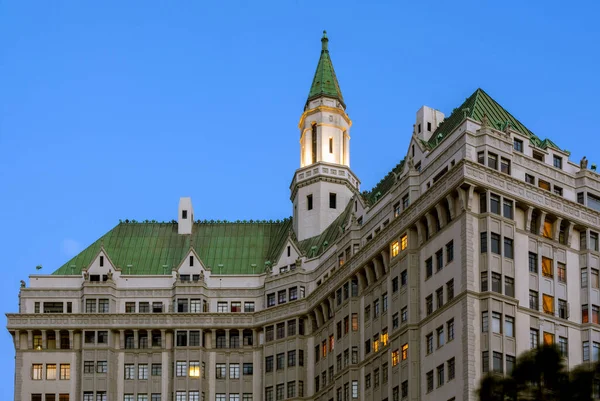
[46,363,57,380]
[189,361,200,377]
[391,349,399,366]
[400,234,408,250]
[401,343,408,360]
[32,364,43,380]
[542,257,553,278]
[391,241,399,257]
[60,364,70,380]
[544,332,555,345]
[543,294,554,314]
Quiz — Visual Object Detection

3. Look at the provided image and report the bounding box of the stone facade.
[8,38,600,401]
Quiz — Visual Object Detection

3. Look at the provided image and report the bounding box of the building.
[8,31,600,401]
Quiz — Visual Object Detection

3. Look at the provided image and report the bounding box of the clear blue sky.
[1,0,599,397]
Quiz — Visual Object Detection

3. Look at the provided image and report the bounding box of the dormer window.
[553,155,563,169]
[287,246,291,257]
[513,139,523,152]
[182,210,188,219]
[100,256,104,267]
[533,151,545,162]
[189,256,194,266]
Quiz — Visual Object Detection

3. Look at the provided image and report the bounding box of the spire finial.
[321,30,329,51]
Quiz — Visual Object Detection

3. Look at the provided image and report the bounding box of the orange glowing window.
[542,294,554,314]
[542,257,553,278]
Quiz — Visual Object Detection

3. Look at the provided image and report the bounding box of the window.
[558,263,566,283]
[492,272,501,293]
[592,269,599,288]
[392,349,399,366]
[523,174,536,186]
[480,232,487,253]
[544,332,555,345]
[401,307,407,323]
[329,193,337,209]
[482,311,489,332]
[426,370,434,392]
[98,299,109,313]
[402,194,409,209]
[542,257,553,278]
[436,287,444,308]
[426,333,433,354]
[592,232,600,251]
[490,194,500,214]
[85,299,96,313]
[401,234,408,250]
[530,329,539,349]
[447,279,454,300]
[217,301,228,312]
[554,186,563,196]
[394,202,401,218]
[96,361,107,373]
[492,312,502,334]
[307,194,313,210]
[477,151,485,165]
[352,313,358,331]
[352,380,358,398]
[505,316,515,337]
[124,364,135,379]
[244,302,255,312]
[553,155,563,169]
[46,364,57,380]
[425,257,433,278]
[83,394,93,401]
[151,364,162,376]
[501,158,511,174]
[529,252,538,273]
[176,331,187,347]
[559,337,568,357]
[504,238,513,259]
[491,233,500,254]
[583,304,589,323]
[230,363,240,379]
[437,364,445,387]
[138,364,148,379]
[436,249,444,271]
[437,326,445,348]
[533,151,545,162]
[401,343,408,360]
[514,138,523,152]
[558,299,568,319]
[582,269,589,287]
[506,355,516,374]
[446,241,454,263]
[392,277,399,292]
[401,381,408,399]
[493,352,503,373]
[482,351,489,373]
[125,302,135,313]
[426,295,433,315]
[365,305,370,321]
[176,299,188,313]
[216,363,226,379]
[488,153,498,169]
[374,299,380,318]
[505,277,514,297]
[391,241,399,257]
[543,294,554,314]
[481,272,488,292]
[32,364,43,380]
[594,305,600,324]
[447,319,455,341]
[539,179,551,191]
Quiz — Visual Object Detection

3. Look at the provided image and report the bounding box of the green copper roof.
[306,31,345,109]
[53,220,292,276]
[424,88,564,152]
[362,160,406,206]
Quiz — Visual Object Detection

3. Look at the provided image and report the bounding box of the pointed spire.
[306,30,345,110]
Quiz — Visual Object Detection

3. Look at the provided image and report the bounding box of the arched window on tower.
[312,123,317,164]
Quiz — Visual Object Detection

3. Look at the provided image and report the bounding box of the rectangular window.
[488,152,498,169]
[477,151,485,165]
[448,357,455,381]
[492,312,502,334]
[391,241,399,257]
[217,301,228,312]
[425,257,433,278]
[557,263,566,283]
[504,238,513,259]
[392,349,399,366]
[59,364,70,380]
[46,364,56,380]
[436,287,444,309]
[96,361,107,373]
[501,157,511,174]
[307,194,313,210]
[401,234,408,250]
[329,193,337,209]
[124,364,135,379]
[426,370,434,392]
[554,186,563,196]
[446,241,454,263]
[426,333,433,354]
[505,276,515,297]
[493,352,503,373]
[151,364,162,376]
[138,364,148,379]
[592,269,599,288]
[539,179,551,191]
[447,319,455,341]
[514,138,523,152]
[544,332,555,345]
[529,290,539,310]
[216,363,226,379]
[530,329,539,349]
[491,233,500,254]
[482,351,489,373]
[582,269,589,287]
[402,343,408,360]
[505,316,514,337]
[559,337,568,357]
[436,249,444,271]
[558,299,568,319]
[437,326,445,348]
[426,295,433,315]
[529,252,538,273]
[553,155,563,169]
[481,232,487,253]
[481,271,488,292]
[542,257,553,278]
[524,174,535,186]
[490,194,500,214]
[492,272,501,293]
[32,364,43,380]
[229,363,240,379]
[437,364,445,387]
[482,311,489,332]
[447,279,454,300]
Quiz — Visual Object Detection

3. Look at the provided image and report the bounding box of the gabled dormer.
[271,237,302,275]
[174,247,209,283]
[83,247,120,282]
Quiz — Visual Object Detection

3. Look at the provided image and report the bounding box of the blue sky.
[1,0,599,396]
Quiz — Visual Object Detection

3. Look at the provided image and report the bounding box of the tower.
[291,31,360,242]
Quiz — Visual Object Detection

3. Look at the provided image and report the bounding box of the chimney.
[415,106,445,142]
[178,197,193,235]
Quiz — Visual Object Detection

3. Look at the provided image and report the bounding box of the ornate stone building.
[8,31,600,401]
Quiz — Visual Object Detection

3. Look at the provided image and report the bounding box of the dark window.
[99,256,104,267]
[504,238,513,259]
[501,158,511,174]
[503,199,513,219]
[425,258,433,278]
[480,193,487,213]
[553,155,563,169]
[554,186,563,196]
[505,277,515,297]
[182,210,187,219]
[329,193,337,209]
[533,151,545,162]
[491,233,500,254]
[492,273,501,293]
[477,151,485,165]
[490,194,500,214]
[189,255,194,266]
[488,153,498,169]
[436,249,443,271]
[427,122,431,131]
[481,272,488,292]
[529,290,539,310]
[513,139,523,152]
[529,252,538,273]
[329,137,333,153]
[307,195,313,211]
[446,241,454,263]
[481,232,487,253]
[311,124,317,164]
[525,174,535,184]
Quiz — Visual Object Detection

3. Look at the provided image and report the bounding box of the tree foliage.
[477,345,598,401]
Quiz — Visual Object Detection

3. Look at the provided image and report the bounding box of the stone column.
[161,329,167,349]
[133,329,139,349]
[553,218,563,242]
[538,211,547,236]
[119,330,125,349]
[41,330,47,350]
[525,206,534,232]
[68,330,74,350]
[27,330,33,350]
